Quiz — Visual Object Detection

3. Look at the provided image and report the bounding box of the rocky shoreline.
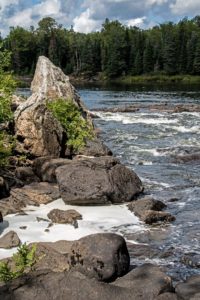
[0,56,199,299]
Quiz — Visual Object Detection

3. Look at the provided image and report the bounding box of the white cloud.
[73,8,101,33]
[170,0,200,15]
[0,0,19,10]
[126,17,146,27]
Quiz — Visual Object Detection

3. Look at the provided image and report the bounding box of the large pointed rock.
[31,56,89,118]
[14,56,91,157]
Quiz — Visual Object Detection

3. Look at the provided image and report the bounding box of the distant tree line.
[1,16,200,78]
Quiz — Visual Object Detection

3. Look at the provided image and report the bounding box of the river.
[77,83,200,282]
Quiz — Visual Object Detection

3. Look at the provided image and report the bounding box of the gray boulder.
[56,156,143,205]
[68,233,130,282]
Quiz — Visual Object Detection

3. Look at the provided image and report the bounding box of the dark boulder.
[56,156,143,205]
[68,233,130,282]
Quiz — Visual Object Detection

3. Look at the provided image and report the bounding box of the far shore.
[16,73,200,88]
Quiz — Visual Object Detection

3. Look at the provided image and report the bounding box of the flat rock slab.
[47,209,82,228]
[0,231,21,249]
[56,156,143,205]
[0,182,60,217]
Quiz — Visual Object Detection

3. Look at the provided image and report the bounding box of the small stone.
[36,217,49,222]
[0,231,21,249]
[47,209,82,228]
[19,226,27,230]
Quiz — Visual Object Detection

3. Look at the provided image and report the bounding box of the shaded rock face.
[0,265,174,300]
[68,233,130,282]
[14,56,91,157]
[33,157,71,182]
[0,231,21,249]
[175,274,200,300]
[0,176,9,199]
[15,100,63,157]
[47,209,82,228]
[15,167,40,185]
[56,156,143,205]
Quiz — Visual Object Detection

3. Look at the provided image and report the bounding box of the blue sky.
[0,0,200,36]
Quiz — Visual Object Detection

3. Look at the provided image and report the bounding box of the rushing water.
[77,83,200,282]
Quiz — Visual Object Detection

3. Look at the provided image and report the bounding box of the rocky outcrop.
[68,233,130,282]
[0,264,174,300]
[56,156,143,205]
[14,56,92,157]
[0,231,21,249]
[175,274,200,300]
[47,209,82,228]
[128,196,175,224]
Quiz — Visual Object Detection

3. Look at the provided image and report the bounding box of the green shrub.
[0,243,37,283]
[47,98,94,151]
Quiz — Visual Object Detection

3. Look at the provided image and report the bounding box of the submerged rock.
[56,156,143,205]
[0,231,21,249]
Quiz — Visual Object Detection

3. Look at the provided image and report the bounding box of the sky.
[0,0,200,36]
